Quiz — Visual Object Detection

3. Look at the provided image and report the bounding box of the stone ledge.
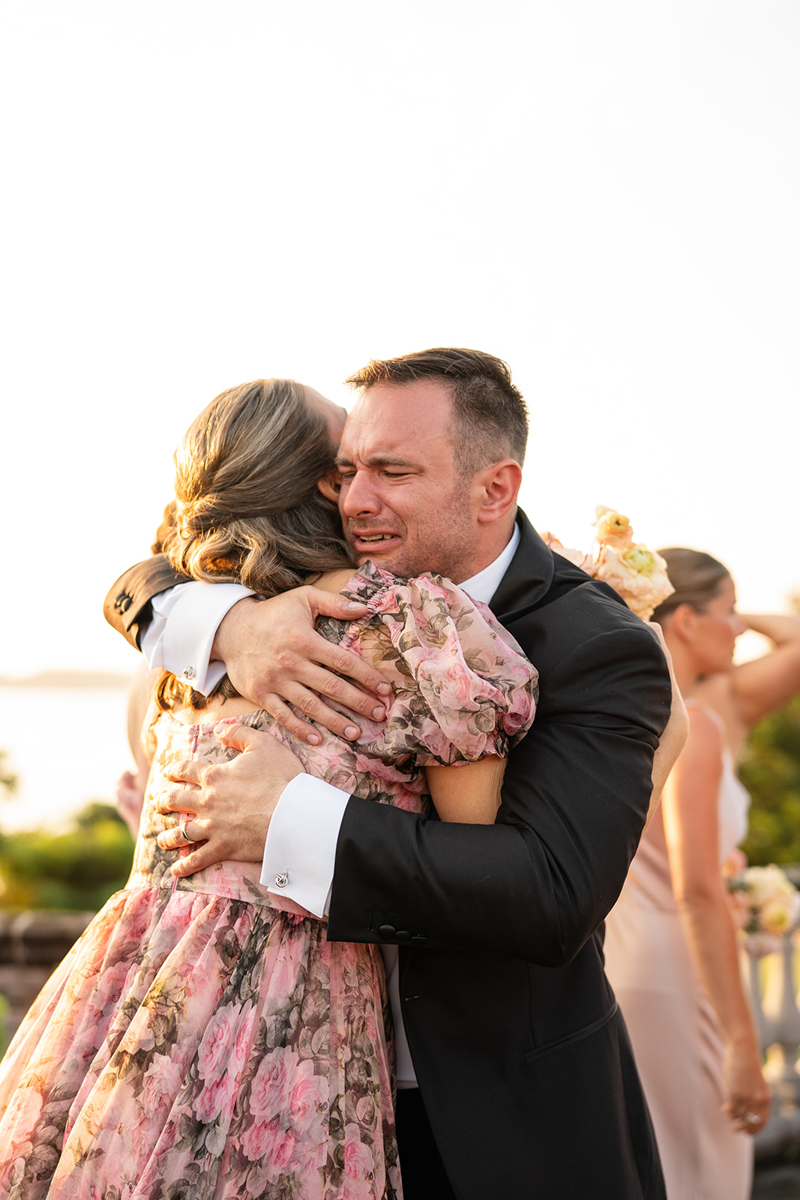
[0,910,94,965]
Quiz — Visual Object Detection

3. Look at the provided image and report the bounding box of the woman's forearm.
[676,888,760,1050]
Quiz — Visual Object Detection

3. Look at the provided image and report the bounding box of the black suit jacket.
[327,515,670,1199]
[104,513,670,1199]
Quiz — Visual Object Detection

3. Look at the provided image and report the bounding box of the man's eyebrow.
[335,452,418,469]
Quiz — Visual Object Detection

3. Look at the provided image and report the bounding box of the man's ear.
[317,469,342,502]
[476,460,523,525]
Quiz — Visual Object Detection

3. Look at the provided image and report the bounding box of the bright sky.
[1,0,798,678]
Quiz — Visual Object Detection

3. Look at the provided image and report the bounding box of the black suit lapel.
[490,510,598,625]
[489,511,554,621]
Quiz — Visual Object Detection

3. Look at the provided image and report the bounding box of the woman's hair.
[156,378,354,711]
[651,547,731,623]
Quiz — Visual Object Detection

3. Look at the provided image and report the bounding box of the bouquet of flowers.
[724,852,800,957]
[541,507,674,621]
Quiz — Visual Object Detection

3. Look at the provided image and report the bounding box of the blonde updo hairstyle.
[156,378,354,711]
[651,547,731,624]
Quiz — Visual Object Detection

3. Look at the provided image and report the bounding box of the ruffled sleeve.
[336,564,538,766]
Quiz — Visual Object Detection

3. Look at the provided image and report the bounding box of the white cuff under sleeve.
[140,581,254,696]
[261,775,351,918]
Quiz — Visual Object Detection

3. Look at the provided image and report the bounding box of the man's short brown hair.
[345,347,529,474]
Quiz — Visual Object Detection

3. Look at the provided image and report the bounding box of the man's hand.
[213,588,392,745]
[156,724,305,877]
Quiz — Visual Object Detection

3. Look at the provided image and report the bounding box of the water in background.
[0,688,135,833]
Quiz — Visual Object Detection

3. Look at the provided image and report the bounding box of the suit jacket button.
[394,930,411,943]
[378,924,397,939]
[411,934,427,944]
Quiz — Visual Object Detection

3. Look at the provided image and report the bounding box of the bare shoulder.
[683,702,724,765]
[312,568,359,595]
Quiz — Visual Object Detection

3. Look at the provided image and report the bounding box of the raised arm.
[694,610,800,754]
[731,611,800,728]
[104,555,187,648]
[104,559,391,739]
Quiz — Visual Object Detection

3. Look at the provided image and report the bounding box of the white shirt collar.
[459,523,521,606]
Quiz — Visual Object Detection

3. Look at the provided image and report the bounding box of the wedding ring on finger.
[744,1112,760,1126]
[178,819,194,845]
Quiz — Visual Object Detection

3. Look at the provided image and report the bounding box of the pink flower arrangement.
[725,859,800,956]
[541,507,674,622]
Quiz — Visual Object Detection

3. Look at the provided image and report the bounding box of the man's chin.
[356,549,427,578]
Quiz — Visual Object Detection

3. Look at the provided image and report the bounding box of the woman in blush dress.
[0,379,537,1200]
[605,548,800,1200]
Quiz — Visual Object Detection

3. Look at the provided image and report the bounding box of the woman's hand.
[212,588,392,744]
[721,1039,771,1134]
[116,769,145,839]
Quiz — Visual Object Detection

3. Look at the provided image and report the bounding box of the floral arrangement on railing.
[724,851,800,956]
[541,507,674,622]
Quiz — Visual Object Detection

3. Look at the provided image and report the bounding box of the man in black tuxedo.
[106,348,673,1198]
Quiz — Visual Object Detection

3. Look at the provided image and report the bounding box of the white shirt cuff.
[140,581,253,695]
[261,775,351,918]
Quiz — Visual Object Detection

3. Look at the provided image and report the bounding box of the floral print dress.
[0,565,537,1200]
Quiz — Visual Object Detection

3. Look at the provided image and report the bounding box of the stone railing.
[748,933,800,1161]
[0,910,94,1049]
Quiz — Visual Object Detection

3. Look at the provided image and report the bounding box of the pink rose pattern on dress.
[0,564,537,1199]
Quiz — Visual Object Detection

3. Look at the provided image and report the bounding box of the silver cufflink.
[183,666,196,680]
[274,870,289,888]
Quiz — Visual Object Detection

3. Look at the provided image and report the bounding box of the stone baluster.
[753,932,800,1160]
[761,935,800,1108]
[745,948,771,1054]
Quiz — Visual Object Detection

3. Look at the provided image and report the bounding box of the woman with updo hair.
[0,379,538,1199]
[605,547,800,1200]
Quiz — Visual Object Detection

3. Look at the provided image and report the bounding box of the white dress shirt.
[140,525,521,1087]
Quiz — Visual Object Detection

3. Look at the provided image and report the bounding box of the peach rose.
[593,544,674,622]
[540,532,595,574]
[744,864,796,909]
[760,897,797,937]
[593,507,634,549]
[592,506,633,549]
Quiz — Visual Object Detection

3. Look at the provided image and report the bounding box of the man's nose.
[341,472,381,516]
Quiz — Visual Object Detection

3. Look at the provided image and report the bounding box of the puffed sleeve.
[336,565,538,766]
